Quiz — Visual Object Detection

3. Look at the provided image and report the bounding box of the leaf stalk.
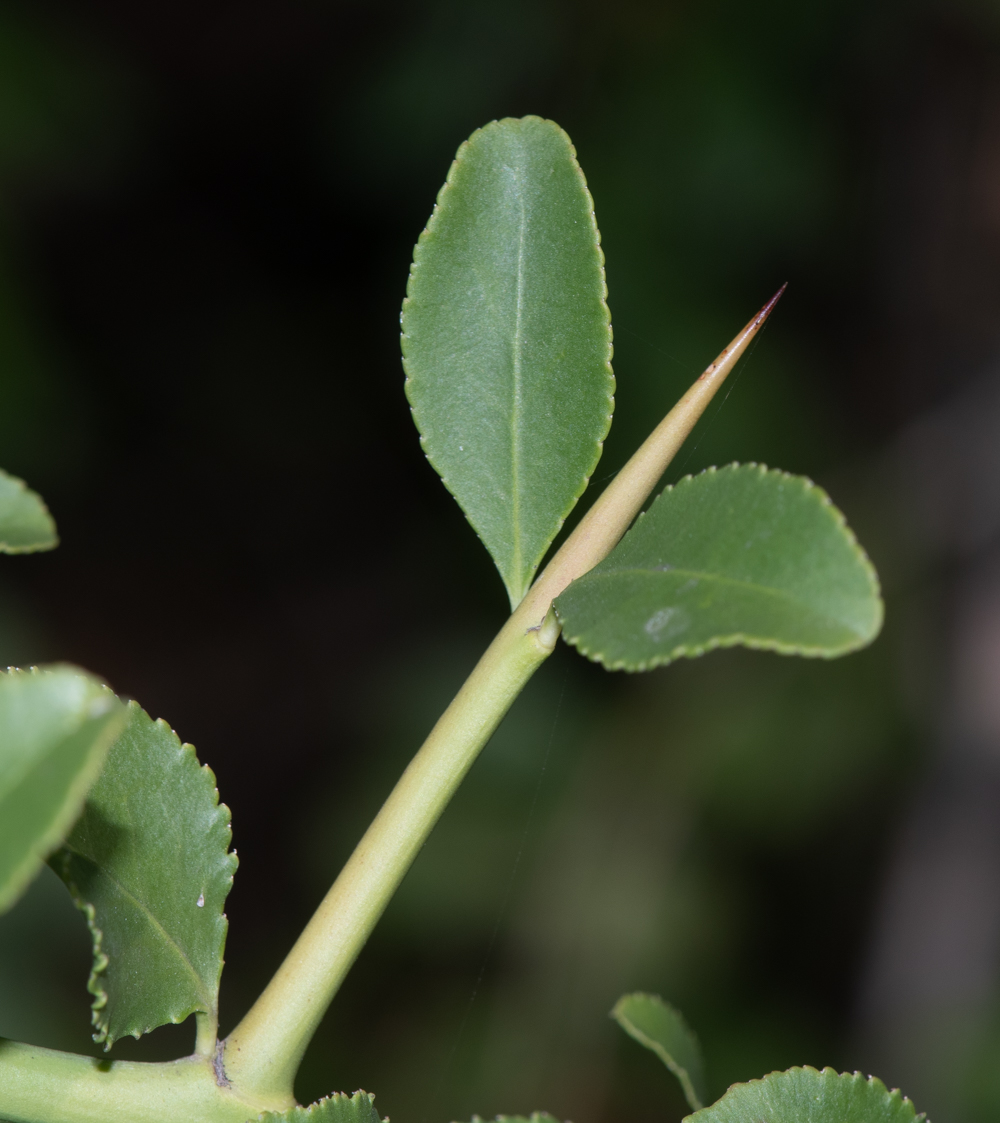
[194,1013,217,1059]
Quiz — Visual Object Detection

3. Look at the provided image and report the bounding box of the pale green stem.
[0,1039,289,1123]
[222,607,561,1101]
[222,287,783,1105]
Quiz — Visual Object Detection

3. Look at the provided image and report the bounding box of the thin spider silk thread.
[591,322,701,485]
[615,322,702,379]
[431,662,570,1121]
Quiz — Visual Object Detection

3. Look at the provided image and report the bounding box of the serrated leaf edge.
[258,1089,385,1122]
[401,115,615,608]
[556,463,884,672]
[684,1065,925,1122]
[0,467,59,553]
[48,849,120,1046]
[55,705,238,1048]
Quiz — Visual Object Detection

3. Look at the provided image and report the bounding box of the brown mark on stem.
[213,1041,232,1089]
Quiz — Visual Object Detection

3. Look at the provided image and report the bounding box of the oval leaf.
[0,468,57,553]
[612,992,706,1111]
[49,701,237,1047]
[555,464,882,671]
[259,1091,383,1123]
[0,667,122,913]
[686,1067,924,1123]
[402,115,614,609]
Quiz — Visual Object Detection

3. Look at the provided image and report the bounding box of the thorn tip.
[754,282,788,328]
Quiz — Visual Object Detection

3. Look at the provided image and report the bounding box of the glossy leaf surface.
[402,115,614,608]
[687,1067,924,1123]
[0,468,57,553]
[0,668,122,913]
[556,464,882,671]
[259,1091,383,1123]
[50,701,237,1047]
[612,992,706,1111]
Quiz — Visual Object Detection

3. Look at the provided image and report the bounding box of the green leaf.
[49,701,237,1047]
[402,115,614,609]
[555,464,882,671]
[0,467,57,553]
[611,992,706,1111]
[0,667,122,913]
[259,1090,384,1123]
[686,1067,925,1123]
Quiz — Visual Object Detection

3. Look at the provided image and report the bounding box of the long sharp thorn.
[519,284,788,622]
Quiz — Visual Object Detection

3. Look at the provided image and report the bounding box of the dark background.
[2,2,1000,1121]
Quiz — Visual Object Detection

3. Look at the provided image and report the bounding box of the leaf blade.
[402,115,614,608]
[685,1067,924,1123]
[259,1090,384,1123]
[612,992,706,1111]
[0,468,57,553]
[555,464,882,671]
[50,701,237,1047]
[0,667,122,913]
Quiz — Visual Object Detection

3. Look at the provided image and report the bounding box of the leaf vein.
[510,165,527,593]
[584,565,867,635]
[65,849,213,1010]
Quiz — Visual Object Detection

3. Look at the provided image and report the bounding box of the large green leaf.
[49,701,237,1047]
[259,1091,383,1123]
[555,464,882,671]
[0,667,122,913]
[0,468,57,553]
[612,992,706,1111]
[402,115,614,609]
[686,1067,924,1123]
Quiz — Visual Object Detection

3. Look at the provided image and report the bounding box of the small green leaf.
[612,992,706,1111]
[0,667,122,913]
[402,115,615,609]
[49,701,237,1047]
[0,468,57,553]
[686,1067,925,1123]
[259,1090,384,1123]
[555,464,882,671]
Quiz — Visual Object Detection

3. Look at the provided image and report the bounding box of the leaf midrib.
[65,846,213,1011]
[616,1013,703,1111]
[509,163,527,593]
[576,564,867,636]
